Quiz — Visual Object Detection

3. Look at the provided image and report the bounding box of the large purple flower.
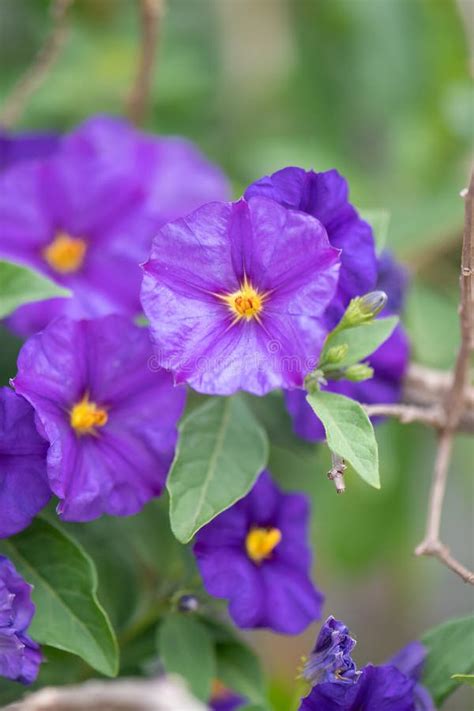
[0,556,41,684]
[0,116,230,336]
[12,315,186,521]
[193,471,324,634]
[245,166,378,327]
[0,387,50,538]
[0,132,59,171]
[389,642,435,711]
[142,197,340,395]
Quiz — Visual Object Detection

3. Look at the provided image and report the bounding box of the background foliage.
[0,0,472,709]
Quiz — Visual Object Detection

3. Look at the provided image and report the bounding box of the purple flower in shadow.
[0,556,41,684]
[193,470,324,634]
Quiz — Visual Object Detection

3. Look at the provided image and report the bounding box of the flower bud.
[339,291,388,328]
[324,344,349,365]
[343,363,374,382]
[177,594,199,613]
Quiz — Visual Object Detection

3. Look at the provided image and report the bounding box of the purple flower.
[210,682,245,711]
[299,618,433,711]
[0,132,59,171]
[285,323,410,442]
[389,642,435,711]
[193,470,324,634]
[142,197,340,395]
[0,387,50,538]
[376,250,409,316]
[0,556,41,684]
[12,314,186,522]
[0,116,230,337]
[245,167,378,327]
[300,664,418,711]
[303,616,359,686]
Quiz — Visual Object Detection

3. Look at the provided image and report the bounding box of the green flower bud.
[324,343,349,364]
[339,291,388,328]
[343,363,374,382]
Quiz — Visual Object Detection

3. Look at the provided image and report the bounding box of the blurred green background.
[0,0,473,709]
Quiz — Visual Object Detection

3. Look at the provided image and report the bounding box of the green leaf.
[0,260,70,319]
[306,390,380,488]
[0,518,118,677]
[322,316,399,371]
[422,615,474,705]
[157,613,215,701]
[452,674,474,687]
[216,639,268,707]
[168,395,269,543]
[360,209,391,253]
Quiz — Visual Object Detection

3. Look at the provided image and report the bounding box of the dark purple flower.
[0,556,41,684]
[210,682,245,711]
[12,315,186,521]
[193,470,324,634]
[300,663,417,711]
[0,387,50,538]
[285,323,410,442]
[389,642,435,711]
[142,197,340,395]
[376,250,409,316]
[303,616,359,686]
[0,132,59,171]
[0,116,230,336]
[245,167,378,327]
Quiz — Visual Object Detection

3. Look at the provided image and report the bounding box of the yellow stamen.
[217,277,267,322]
[245,526,282,564]
[70,395,108,435]
[43,232,87,273]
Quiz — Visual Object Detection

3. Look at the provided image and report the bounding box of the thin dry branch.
[0,0,73,129]
[414,173,474,584]
[126,0,164,125]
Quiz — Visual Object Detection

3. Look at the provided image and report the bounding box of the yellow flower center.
[245,526,282,564]
[70,395,108,435]
[43,232,87,273]
[219,278,267,322]
[211,680,231,701]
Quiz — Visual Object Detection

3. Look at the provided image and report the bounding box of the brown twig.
[126,0,163,126]
[413,174,474,584]
[0,0,73,129]
[327,453,346,493]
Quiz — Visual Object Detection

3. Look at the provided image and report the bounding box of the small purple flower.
[0,556,41,684]
[210,682,245,711]
[0,387,50,538]
[142,197,340,395]
[0,131,59,171]
[245,167,378,327]
[300,664,418,711]
[12,314,186,522]
[0,116,230,337]
[303,616,359,686]
[193,471,324,634]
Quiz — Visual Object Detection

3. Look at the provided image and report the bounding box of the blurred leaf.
[0,260,70,318]
[322,316,398,370]
[451,674,474,687]
[422,615,474,705]
[0,518,118,677]
[168,396,269,543]
[216,640,268,707]
[157,613,215,701]
[360,209,390,253]
[306,390,380,488]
